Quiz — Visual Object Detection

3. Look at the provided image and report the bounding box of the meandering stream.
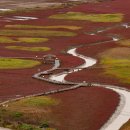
[49,46,130,130]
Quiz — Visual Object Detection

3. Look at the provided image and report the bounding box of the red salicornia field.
[0,0,130,130]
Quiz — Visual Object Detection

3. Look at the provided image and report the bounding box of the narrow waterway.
[49,47,130,130]
[49,48,97,82]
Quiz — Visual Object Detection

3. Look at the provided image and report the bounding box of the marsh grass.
[100,47,130,84]
[9,96,59,108]
[0,29,77,37]
[0,36,16,43]
[0,96,59,130]
[0,36,48,44]
[5,24,82,30]
[101,57,130,83]
[6,46,51,52]
[49,12,123,22]
[18,37,49,43]
[118,39,130,46]
[0,58,40,69]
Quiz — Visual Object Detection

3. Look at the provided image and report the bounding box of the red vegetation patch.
[65,68,120,85]
[50,87,119,130]
[66,43,130,89]
[76,40,117,58]
[0,64,66,101]
[58,54,84,68]
[0,0,130,128]
[104,27,130,40]
[70,0,130,17]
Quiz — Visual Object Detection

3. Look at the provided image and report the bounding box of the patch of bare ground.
[0,0,82,10]
[0,0,112,10]
[120,120,130,130]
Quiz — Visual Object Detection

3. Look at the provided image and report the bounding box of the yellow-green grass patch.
[5,24,82,30]
[18,37,49,43]
[0,96,59,130]
[0,29,77,37]
[49,12,123,22]
[0,36,49,44]
[8,96,59,109]
[0,58,40,69]
[0,36,16,43]
[46,128,56,130]
[118,39,130,46]
[6,46,51,52]
[99,47,130,84]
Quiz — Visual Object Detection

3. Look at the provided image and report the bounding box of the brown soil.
[120,119,130,130]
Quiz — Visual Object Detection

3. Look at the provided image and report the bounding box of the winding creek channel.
[49,47,130,130]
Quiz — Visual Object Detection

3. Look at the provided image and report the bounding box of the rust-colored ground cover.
[50,87,119,130]
[0,0,130,129]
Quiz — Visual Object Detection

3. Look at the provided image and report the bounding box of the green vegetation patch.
[0,29,77,37]
[99,47,130,84]
[18,123,41,130]
[0,58,40,69]
[0,36,49,44]
[5,24,82,30]
[0,36,16,43]
[118,39,130,46]
[18,37,49,43]
[0,96,59,130]
[6,46,51,52]
[9,96,59,108]
[49,12,123,22]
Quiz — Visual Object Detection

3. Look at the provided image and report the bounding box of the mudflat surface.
[0,0,98,10]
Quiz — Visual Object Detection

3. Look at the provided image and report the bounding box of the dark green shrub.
[40,121,49,128]
[11,112,23,119]
[18,123,33,130]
